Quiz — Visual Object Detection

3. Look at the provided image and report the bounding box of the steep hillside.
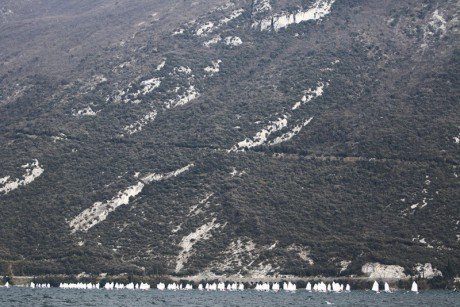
[0,0,458,279]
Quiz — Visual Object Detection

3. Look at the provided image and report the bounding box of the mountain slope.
[0,0,458,279]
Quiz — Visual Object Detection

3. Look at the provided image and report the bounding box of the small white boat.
[126,282,135,290]
[4,282,10,288]
[372,281,379,292]
[345,284,351,292]
[166,283,178,290]
[105,282,114,290]
[384,282,391,293]
[139,282,150,290]
[411,281,418,293]
[283,282,296,291]
[318,282,327,292]
[255,283,270,291]
[306,282,312,292]
[332,282,341,292]
[157,282,165,290]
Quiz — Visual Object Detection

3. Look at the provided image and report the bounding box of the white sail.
[126,282,135,290]
[332,282,341,292]
[139,282,150,290]
[306,282,312,291]
[166,283,178,290]
[345,284,351,292]
[411,281,418,293]
[284,281,296,291]
[318,281,327,292]
[372,281,379,292]
[384,282,391,292]
[157,282,165,290]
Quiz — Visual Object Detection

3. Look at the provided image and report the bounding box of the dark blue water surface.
[0,288,459,307]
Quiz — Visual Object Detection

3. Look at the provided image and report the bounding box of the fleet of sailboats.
[0,280,421,293]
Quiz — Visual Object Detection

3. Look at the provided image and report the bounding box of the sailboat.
[384,282,391,293]
[345,284,351,292]
[411,281,418,293]
[139,282,150,290]
[318,282,327,292]
[4,281,10,288]
[332,282,341,292]
[372,281,379,293]
[285,282,296,291]
[306,282,312,292]
[156,282,165,290]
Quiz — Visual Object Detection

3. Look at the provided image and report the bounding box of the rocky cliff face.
[0,0,458,278]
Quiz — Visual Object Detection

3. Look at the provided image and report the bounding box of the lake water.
[0,288,459,306]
